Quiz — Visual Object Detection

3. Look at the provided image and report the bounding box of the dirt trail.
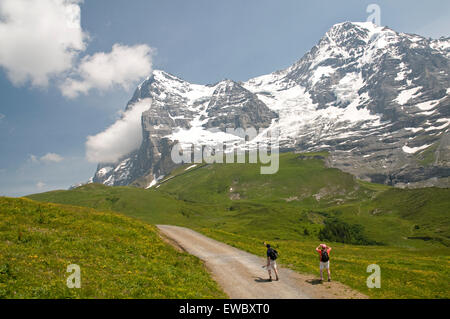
[157,225,367,299]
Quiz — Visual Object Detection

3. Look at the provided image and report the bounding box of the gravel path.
[157,225,367,299]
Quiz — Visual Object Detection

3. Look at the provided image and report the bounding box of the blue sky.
[0,0,449,197]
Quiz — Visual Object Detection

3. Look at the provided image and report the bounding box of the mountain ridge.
[90,21,450,189]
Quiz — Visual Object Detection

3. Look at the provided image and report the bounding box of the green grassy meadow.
[0,197,226,299]
[26,152,450,298]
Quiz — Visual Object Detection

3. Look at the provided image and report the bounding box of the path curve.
[157,225,367,299]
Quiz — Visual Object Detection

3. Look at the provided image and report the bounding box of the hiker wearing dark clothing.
[315,243,332,282]
[264,242,279,281]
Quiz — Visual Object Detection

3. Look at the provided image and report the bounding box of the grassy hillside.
[30,153,450,248]
[28,152,450,298]
[0,197,226,299]
[157,152,369,204]
[28,183,193,226]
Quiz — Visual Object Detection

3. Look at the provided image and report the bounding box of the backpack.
[321,250,329,262]
[268,248,278,260]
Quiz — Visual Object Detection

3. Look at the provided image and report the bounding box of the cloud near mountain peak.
[85,98,152,164]
[60,44,154,98]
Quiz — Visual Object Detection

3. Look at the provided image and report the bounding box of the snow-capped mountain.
[92,22,450,188]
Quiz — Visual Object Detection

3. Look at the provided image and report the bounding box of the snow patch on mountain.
[333,72,364,106]
[402,143,432,154]
[97,167,113,177]
[415,97,446,111]
[310,66,335,85]
[146,174,165,189]
[395,87,422,105]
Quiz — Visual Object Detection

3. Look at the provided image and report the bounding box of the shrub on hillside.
[318,218,379,245]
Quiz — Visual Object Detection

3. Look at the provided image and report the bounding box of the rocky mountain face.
[92,22,450,188]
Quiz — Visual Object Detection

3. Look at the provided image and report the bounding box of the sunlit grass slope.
[0,197,226,299]
[28,152,450,298]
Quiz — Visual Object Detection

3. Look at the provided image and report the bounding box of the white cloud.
[40,153,64,163]
[0,1,154,98]
[61,44,153,98]
[36,181,46,189]
[29,153,64,164]
[29,154,39,164]
[0,113,4,120]
[85,98,152,163]
[0,0,87,87]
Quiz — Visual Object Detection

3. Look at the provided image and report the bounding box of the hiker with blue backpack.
[316,243,332,282]
[264,242,279,281]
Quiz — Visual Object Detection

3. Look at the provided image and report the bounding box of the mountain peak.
[328,21,389,34]
[94,22,450,189]
[324,21,395,46]
[152,69,185,83]
[211,79,241,95]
